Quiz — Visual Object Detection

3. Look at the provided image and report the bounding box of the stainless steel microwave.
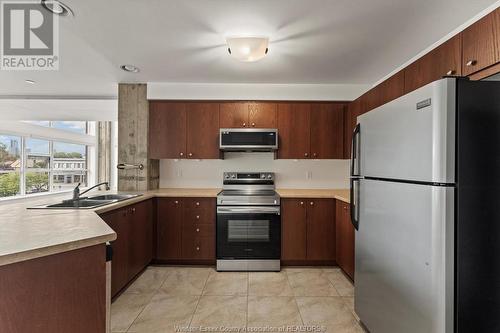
[219,128,278,151]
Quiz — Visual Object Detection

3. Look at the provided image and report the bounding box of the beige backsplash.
[159,152,349,189]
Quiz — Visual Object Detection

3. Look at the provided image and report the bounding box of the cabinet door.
[378,71,405,106]
[101,209,130,297]
[181,198,215,260]
[344,100,360,159]
[186,103,220,159]
[306,199,335,261]
[462,11,497,75]
[219,102,248,128]
[281,199,307,260]
[310,103,344,159]
[335,200,355,280]
[156,198,183,260]
[405,35,462,93]
[277,103,311,159]
[149,102,187,159]
[128,200,153,279]
[248,102,277,128]
[496,9,500,62]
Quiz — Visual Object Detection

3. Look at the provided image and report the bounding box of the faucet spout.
[74,182,110,200]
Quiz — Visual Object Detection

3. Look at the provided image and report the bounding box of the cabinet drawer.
[182,223,215,237]
[184,198,215,211]
[184,209,215,224]
[181,235,215,259]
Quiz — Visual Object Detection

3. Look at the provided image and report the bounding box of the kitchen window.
[0,121,96,199]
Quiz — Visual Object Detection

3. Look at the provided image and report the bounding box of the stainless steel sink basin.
[87,194,140,201]
[28,193,142,209]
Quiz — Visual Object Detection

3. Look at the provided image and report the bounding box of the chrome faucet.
[72,182,110,200]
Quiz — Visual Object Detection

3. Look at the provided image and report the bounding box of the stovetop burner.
[217,172,280,206]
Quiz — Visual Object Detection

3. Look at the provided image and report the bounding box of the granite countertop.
[0,187,348,267]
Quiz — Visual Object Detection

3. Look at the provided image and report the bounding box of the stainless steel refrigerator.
[350,77,500,333]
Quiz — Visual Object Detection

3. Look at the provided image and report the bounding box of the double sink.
[29,194,142,209]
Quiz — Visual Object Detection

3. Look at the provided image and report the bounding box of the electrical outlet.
[177,169,182,178]
[306,171,312,179]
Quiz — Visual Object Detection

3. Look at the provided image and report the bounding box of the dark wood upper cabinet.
[336,200,354,280]
[281,199,307,260]
[149,102,186,159]
[219,102,248,128]
[156,198,183,260]
[496,9,500,62]
[379,71,405,106]
[186,103,220,159]
[310,103,344,159]
[248,102,277,128]
[344,99,360,159]
[462,11,498,75]
[405,34,462,94]
[277,103,311,159]
[306,199,335,261]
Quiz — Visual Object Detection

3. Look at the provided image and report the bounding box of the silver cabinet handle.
[174,200,179,204]
[446,70,456,75]
[251,123,255,127]
[196,246,200,251]
[466,60,477,66]
[300,201,304,205]
[242,123,246,127]
[179,152,184,157]
[196,228,200,232]
[188,153,193,157]
[304,153,309,157]
[196,202,200,206]
[196,215,200,219]
[310,202,314,206]
[312,153,317,158]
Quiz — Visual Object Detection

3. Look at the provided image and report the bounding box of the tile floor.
[111,266,363,333]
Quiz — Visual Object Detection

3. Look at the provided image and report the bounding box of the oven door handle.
[217,206,280,215]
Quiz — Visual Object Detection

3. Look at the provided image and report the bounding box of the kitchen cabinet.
[310,103,345,159]
[281,198,335,262]
[405,35,462,93]
[277,103,345,159]
[148,102,220,159]
[149,102,187,159]
[186,103,220,159]
[281,199,307,260]
[335,200,354,280]
[344,99,360,159]
[378,70,405,106]
[156,198,183,260]
[462,11,498,76]
[156,197,216,262]
[100,199,153,297]
[220,102,277,128]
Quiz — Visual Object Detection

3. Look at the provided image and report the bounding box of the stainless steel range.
[216,172,281,271]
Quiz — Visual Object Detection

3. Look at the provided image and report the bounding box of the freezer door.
[355,179,454,333]
[359,78,456,184]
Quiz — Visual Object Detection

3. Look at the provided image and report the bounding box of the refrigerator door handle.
[350,124,361,177]
[350,178,360,230]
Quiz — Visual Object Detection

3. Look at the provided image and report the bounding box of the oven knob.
[261,174,266,179]
[225,174,230,179]
[231,174,236,179]
[267,174,272,179]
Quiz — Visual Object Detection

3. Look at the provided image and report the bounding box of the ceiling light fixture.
[226,36,269,62]
[25,79,36,84]
[120,64,140,73]
[41,0,74,16]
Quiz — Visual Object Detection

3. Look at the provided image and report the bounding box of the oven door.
[217,206,281,259]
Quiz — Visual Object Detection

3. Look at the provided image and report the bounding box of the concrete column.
[117,84,159,191]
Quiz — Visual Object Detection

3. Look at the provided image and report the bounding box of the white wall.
[159,153,349,189]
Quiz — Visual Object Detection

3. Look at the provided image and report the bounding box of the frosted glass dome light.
[226,36,269,62]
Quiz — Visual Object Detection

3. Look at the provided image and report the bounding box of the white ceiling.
[0,0,498,98]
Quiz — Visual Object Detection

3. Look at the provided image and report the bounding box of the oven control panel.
[223,172,274,181]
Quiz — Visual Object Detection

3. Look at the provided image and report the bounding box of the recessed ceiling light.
[120,64,140,73]
[25,79,36,84]
[41,0,74,17]
[226,36,269,62]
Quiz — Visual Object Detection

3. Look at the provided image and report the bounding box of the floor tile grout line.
[188,268,211,327]
[124,289,157,332]
[285,269,305,326]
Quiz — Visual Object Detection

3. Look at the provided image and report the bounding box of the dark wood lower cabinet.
[0,245,106,333]
[156,197,216,263]
[281,198,335,263]
[100,199,153,297]
[336,200,355,280]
